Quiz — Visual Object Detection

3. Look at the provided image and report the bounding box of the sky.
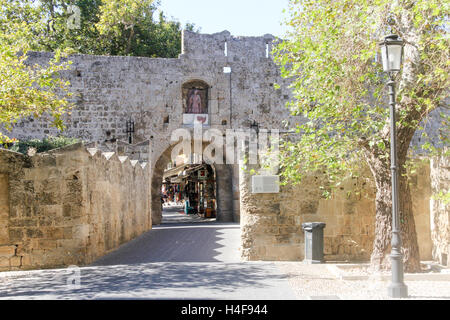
[156,0,291,37]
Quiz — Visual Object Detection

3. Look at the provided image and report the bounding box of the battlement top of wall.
[25,30,279,64]
[181,29,277,60]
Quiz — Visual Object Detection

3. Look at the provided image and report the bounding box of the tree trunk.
[126,27,134,55]
[365,150,421,273]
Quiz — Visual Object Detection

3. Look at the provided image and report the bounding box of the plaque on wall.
[251,175,280,193]
[183,113,208,125]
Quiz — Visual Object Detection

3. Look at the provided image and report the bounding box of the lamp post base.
[388,283,408,298]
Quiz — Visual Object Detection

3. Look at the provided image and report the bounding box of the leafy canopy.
[0,0,199,143]
[33,0,198,57]
[0,0,72,144]
[273,0,449,191]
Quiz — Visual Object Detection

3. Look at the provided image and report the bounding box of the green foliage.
[413,112,450,157]
[10,135,80,154]
[0,0,198,143]
[273,0,449,192]
[0,0,73,144]
[29,0,199,57]
[36,0,104,55]
[432,190,450,205]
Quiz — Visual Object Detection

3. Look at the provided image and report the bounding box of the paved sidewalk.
[0,261,297,300]
[277,262,450,300]
[160,204,216,224]
[1,205,446,300]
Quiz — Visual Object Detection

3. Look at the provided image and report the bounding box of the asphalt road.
[0,206,297,300]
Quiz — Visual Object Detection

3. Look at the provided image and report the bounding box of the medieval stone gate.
[2,30,448,270]
[10,29,296,226]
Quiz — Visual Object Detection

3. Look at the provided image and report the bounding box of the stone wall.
[6,30,303,224]
[240,161,434,262]
[409,161,433,261]
[1,29,447,263]
[430,155,450,266]
[0,143,150,271]
[4,30,447,226]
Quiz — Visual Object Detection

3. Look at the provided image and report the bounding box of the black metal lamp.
[379,33,408,298]
[126,119,135,144]
[379,34,404,74]
[250,120,260,135]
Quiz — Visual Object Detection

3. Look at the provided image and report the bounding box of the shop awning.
[163,164,188,180]
[163,163,205,181]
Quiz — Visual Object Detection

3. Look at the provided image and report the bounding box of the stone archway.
[150,142,234,225]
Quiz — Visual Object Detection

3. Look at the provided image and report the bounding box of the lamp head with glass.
[379,34,404,75]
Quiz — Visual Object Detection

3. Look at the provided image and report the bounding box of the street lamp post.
[379,34,408,298]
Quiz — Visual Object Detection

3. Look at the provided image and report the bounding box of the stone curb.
[327,264,450,281]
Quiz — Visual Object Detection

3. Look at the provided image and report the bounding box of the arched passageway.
[151,142,234,225]
[161,163,216,223]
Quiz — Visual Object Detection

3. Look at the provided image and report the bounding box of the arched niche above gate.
[182,80,209,125]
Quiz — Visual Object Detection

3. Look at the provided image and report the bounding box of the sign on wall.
[183,114,209,125]
[198,169,207,180]
[251,175,280,193]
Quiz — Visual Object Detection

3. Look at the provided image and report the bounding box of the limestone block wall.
[0,143,150,271]
[430,155,450,266]
[240,162,434,262]
[5,30,304,223]
[4,30,446,227]
[409,161,433,260]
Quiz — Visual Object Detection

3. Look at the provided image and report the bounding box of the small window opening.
[221,119,227,125]
[163,116,169,124]
[224,41,228,56]
[265,42,270,58]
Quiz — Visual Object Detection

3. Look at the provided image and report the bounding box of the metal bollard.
[302,222,326,264]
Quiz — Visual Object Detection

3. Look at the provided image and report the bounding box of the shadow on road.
[91,222,240,264]
[0,206,297,299]
[0,261,289,299]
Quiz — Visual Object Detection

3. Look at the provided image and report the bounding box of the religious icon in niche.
[186,89,201,113]
[186,88,207,114]
[182,80,209,114]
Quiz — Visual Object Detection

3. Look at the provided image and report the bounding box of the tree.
[274,0,449,272]
[36,0,104,55]
[95,0,157,55]
[33,0,198,58]
[1,0,198,143]
[95,0,197,57]
[0,0,72,144]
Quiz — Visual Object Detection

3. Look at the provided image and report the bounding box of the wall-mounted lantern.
[126,119,135,144]
[250,120,260,135]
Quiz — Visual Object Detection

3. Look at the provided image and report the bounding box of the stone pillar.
[239,159,303,261]
[232,164,241,222]
[0,174,9,246]
[150,173,163,225]
[430,155,450,266]
[215,164,234,222]
[239,162,275,260]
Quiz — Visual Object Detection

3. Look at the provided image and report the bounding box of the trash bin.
[302,222,326,264]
